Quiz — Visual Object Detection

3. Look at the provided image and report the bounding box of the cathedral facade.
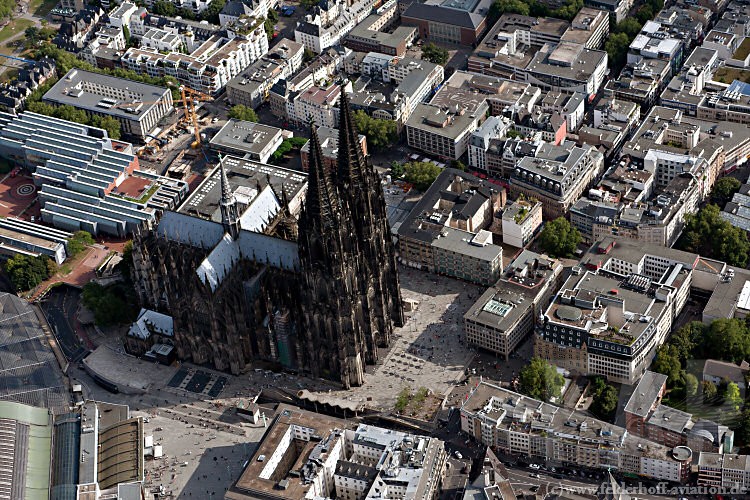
[131,92,403,388]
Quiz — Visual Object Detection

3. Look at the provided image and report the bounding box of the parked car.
[454,451,462,459]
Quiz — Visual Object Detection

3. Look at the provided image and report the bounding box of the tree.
[200,0,226,23]
[684,373,699,398]
[678,204,750,268]
[490,0,529,17]
[726,382,743,412]
[710,177,741,208]
[421,43,449,65]
[450,160,466,171]
[636,5,654,24]
[123,25,132,47]
[4,254,55,291]
[551,0,582,21]
[704,318,750,363]
[519,357,565,402]
[702,380,718,403]
[736,408,750,446]
[303,48,315,62]
[589,377,618,420]
[615,19,643,38]
[390,161,405,178]
[605,32,631,70]
[652,345,683,386]
[538,217,582,257]
[264,18,275,41]
[151,0,177,16]
[82,282,138,326]
[669,321,707,364]
[352,110,397,151]
[228,105,259,122]
[404,162,442,192]
[271,136,308,163]
[66,231,95,259]
[90,115,122,140]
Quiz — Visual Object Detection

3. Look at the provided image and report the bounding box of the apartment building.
[468,116,512,171]
[397,169,506,285]
[267,47,346,120]
[501,199,543,248]
[226,405,446,500]
[299,126,367,172]
[226,38,304,109]
[460,381,690,483]
[121,22,269,95]
[43,69,172,141]
[287,84,341,128]
[0,112,187,236]
[624,370,732,454]
[294,0,376,53]
[464,250,562,358]
[509,142,605,220]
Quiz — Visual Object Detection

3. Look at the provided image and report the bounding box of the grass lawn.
[29,0,60,17]
[714,66,750,84]
[0,19,34,44]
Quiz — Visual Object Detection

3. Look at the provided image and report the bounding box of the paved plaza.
[326,267,482,409]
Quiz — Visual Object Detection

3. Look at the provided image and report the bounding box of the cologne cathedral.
[131,92,404,388]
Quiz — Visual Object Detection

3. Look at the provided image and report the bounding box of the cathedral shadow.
[179,442,258,498]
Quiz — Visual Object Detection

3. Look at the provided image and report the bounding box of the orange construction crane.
[179,86,213,148]
[113,85,213,148]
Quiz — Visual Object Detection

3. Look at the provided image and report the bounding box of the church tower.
[219,156,241,240]
[298,124,367,388]
[335,91,404,353]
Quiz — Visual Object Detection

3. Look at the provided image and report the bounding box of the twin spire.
[303,90,368,228]
[219,154,240,239]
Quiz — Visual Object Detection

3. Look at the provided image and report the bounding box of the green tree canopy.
[67,231,94,259]
[702,380,718,403]
[151,0,177,16]
[710,177,742,208]
[605,32,632,70]
[519,358,565,402]
[82,282,138,326]
[588,376,618,420]
[652,345,683,386]
[684,373,698,398]
[538,217,582,257]
[228,105,259,122]
[678,204,750,268]
[352,110,398,151]
[490,0,529,17]
[404,162,441,192]
[725,382,743,412]
[421,43,449,65]
[4,255,55,292]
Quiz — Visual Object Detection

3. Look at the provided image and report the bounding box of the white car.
[454,451,462,459]
[529,464,540,470]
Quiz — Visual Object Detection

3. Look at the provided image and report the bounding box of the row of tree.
[489,0,583,21]
[151,0,226,24]
[676,204,750,268]
[26,102,122,139]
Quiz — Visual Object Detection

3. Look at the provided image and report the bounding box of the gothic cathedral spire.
[219,155,240,240]
[301,122,339,230]
[336,90,366,189]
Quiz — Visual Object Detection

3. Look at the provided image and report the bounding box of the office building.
[406,100,488,160]
[397,168,506,285]
[209,120,285,163]
[0,218,72,264]
[226,405,446,499]
[464,250,562,358]
[698,453,750,489]
[400,0,493,46]
[0,112,187,236]
[509,142,605,220]
[43,69,173,141]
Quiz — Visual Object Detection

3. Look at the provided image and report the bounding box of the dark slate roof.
[402,3,484,30]
[221,0,254,17]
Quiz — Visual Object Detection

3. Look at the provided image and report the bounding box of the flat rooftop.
[43,69,170,122]
[209,120,283,155]
[178,156,307,222]
[230,405,356,499]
